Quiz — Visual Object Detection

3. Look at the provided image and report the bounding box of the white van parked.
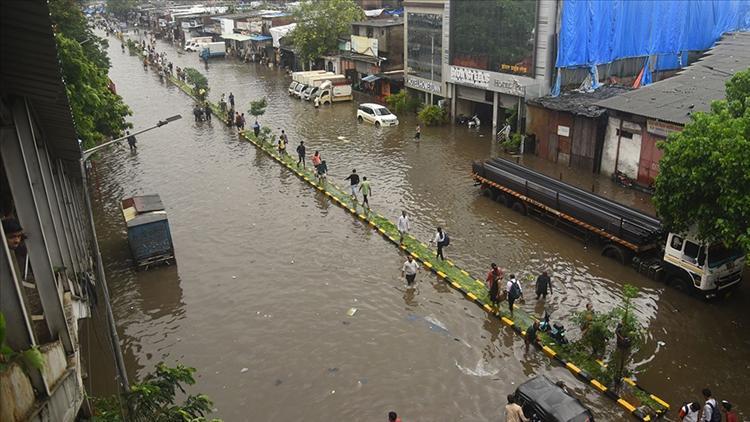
[357,103,398,127]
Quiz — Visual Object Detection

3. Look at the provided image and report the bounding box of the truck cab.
[662,232,745,297]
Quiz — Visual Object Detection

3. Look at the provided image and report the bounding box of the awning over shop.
[221,33,253,42]
[249,34,273,42]
[362,74,381,83]
[270,23,296,48]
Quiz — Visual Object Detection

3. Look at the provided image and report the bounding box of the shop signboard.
[449,65,527,96]
[351,35,378,57]
[406,75,443,95]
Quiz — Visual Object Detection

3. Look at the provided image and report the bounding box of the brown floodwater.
[85,33,749,421]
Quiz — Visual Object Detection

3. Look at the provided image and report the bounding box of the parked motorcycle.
[455,114,470,125]
[539,311,568,345]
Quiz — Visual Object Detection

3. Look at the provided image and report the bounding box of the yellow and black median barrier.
[125,42,670,420]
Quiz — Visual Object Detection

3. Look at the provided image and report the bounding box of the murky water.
[87,33,749,420]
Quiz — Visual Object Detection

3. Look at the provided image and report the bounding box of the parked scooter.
[468,114,481,128]
[539,311,568,345]
[455,114,470,125]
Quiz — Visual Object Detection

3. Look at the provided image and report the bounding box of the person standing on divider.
[235,112,242,129]
[359,176,371,208]
[678,402,700,422]
[701,388,720,422]
[397,211,410,244]
[506,274,523,317]
[278,134,287,156]
[316,160,328,184]
[722,401,738,422]
[402,254,419,288]
[253,120,260,137]
[279,129,289,146]
[486,263,504,312]
[311,151,322,172]
[126,131,137,151]
[430,227,447,260]
[228,92,235,109]
[204,103,211,122]
[535,271,552,300]
[345,169,360,201]
[239,113,246,130]
[296,141,306,167]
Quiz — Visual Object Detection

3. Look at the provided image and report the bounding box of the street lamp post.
[79,114,181,392]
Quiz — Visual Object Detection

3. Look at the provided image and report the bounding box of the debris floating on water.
[347,307,358,317]
[240,368,248,373]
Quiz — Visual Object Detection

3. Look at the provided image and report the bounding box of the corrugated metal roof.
[527,85,631,117]
[595,32,750,125]
[1,0,81,162]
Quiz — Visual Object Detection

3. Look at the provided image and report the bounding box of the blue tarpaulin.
[556,0,750,70]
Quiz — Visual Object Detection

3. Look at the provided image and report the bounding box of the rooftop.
[528,85,631,118]
[352,17,403,28]
[1,0,81,163]
[595,32,750,125]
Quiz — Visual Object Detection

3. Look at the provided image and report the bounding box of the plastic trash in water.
[347,307,358,317]
[240,368,248,373]
[657,341,666,346]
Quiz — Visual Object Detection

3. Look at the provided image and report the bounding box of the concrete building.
[447,0,560,133]
[341,17,404,100]
[1,2,108,420]
[595,32,750,186]
[403,0,448,105]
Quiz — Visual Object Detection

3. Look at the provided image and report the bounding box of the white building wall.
[601,117,642,179]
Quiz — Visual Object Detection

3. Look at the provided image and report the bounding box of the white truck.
[289,70,328,95]
[199,42,226,59]
[311,80,353,105]
[184,36,212,52]
[302,74,343,100]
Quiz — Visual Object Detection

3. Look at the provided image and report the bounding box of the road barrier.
[126,43,669,420]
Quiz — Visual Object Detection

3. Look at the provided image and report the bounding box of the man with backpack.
[506,274,523,317]
[678,402,700,422]
[430,227,449,260]
[700,388,721,422]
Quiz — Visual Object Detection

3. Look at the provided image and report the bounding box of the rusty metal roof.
[1,0,81,163]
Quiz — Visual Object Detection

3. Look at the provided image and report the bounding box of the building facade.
[403,0,448,104]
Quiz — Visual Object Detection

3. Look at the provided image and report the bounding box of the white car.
[357,103,398,127]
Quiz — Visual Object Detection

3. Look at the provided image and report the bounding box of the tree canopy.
[653,68,750,252]
[106,0,138,18]
[50,0,131,149]
[291,0,364,66]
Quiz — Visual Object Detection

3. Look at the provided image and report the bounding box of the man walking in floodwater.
[535,271,552,300]
[402,254,419,288]
[345,169,360,201]
[296,141,306,167]
[397,211,410,244]
[253,120,260,137]
[126,131,137,151]
[316,160,328,184]
[505,394,528,422]
[228,92,235,109]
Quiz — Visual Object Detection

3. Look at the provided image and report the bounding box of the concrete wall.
[601,116,642,179]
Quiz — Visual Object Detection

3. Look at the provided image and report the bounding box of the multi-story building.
[403,0,448,105]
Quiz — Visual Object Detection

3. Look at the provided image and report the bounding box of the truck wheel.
[601,244,633,265]
[357,116,363,123]
[485,187,498,200]
[668,275,691,293]
[375,121,381,127]
[511,201,527,215]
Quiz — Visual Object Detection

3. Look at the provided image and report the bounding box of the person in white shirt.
[397,211,410,244]
[401,255,420,287]
[701,389,720,422]
[430,227,446,260]
[678,401,700,422]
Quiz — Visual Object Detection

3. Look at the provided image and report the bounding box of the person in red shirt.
[722,401,738,422]
[388,411,402,422]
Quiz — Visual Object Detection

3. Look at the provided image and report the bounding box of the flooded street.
[88,34,750,420]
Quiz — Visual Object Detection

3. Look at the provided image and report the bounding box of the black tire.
[511,201,527,215]
[486,187,498,200]
[375,121,381,127]
[357,116,363,123]
[601,244,633,265]
[668,275,691,293]
[496,192,509,206]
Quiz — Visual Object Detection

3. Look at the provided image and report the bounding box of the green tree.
[417,104,447,126]
[183,68,210,100]
[50,0,131,149]
[653,68,750,252]
[106,0,138,18]
[385,91,420,114]
[93,363,221,421]
[291,0,365,66]
[248,98,268,120]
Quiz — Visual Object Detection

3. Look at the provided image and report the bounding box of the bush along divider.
[123,41,670,421]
